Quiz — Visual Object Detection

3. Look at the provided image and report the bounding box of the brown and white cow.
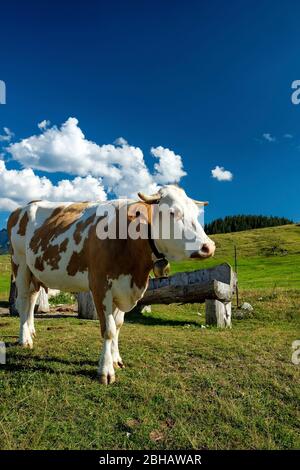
[8,185,215,384]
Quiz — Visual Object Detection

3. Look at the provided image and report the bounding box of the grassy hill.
[0,224,299,300]
[172,224,300,289]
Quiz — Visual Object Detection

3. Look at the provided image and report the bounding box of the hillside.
[172,224,300,289]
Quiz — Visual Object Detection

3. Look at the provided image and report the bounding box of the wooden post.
[205,299,232,328]
[234,245,240,308]
[77,291,97,320]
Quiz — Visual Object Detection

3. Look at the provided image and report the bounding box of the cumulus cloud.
[283,133,293,139]
[211,165,233,182]
[262,133,276,142]
[151,146,187,184]
[0,160,106,211]
[0,127,14,143]
[38,119,51,130]
[7,117,186,198]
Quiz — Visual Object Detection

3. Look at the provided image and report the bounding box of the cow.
[7,185,215,385]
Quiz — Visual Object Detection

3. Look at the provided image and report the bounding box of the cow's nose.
[200,241,215,257]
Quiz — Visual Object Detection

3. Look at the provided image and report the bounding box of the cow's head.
[138,185,215,261]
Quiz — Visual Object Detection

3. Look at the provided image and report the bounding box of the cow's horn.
[138,192,161,204]
[193,200,209,206]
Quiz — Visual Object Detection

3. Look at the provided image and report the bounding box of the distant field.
[172,224,300,289]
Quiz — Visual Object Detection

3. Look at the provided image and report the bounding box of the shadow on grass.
[0,312,77,319]
[126,309,201,328]
[3,354,98,380]
[1,307,200,327]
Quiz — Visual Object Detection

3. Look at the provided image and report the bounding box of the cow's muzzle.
[190,241,215,259]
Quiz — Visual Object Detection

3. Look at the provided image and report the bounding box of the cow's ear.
[193,200,209,206]
[138,192,161,204]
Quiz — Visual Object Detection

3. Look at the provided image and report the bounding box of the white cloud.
[7,117,186,198]
[211,165,233,182]
[283,133,293,139]
[38,119,51,130]
[0,160,106,211]
[0,127,14,143]
[151,146,187,184]
[114,136,128,146]
[262,133,276,142]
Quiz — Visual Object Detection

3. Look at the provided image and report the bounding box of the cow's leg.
[92,288,116,385]
[27,287,39,338]
[112,308,125,369]
[14,256,33,348]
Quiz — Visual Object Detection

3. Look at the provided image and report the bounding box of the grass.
[0,224,299,449]
[49,292,75,306]
[0,255,10,301]
[0,292,299,450]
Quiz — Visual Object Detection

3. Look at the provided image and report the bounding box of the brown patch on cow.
[67,206,153,289]
[29,203,90,270]
[67,203,154,337]
[17,211,29,236]
[60,238,68,252]
[73,213,96,244]
[34,238,69,271]
[84,206,154,337]
[67,228,93,277]
[7,208,21,240]
[30,203,89,253]
[34,256,45,272]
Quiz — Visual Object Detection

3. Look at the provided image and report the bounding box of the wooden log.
[77,291,97,320]
[205,299,232,328]
[147,263,236,292]
[138,279,233,306]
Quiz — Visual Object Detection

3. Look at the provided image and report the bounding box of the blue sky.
[0,0,300,229]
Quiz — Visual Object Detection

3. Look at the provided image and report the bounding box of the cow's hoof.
[113,361,125,369]
[99,373,116,385]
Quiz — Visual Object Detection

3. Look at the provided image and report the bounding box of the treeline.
[204,215,293,235]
